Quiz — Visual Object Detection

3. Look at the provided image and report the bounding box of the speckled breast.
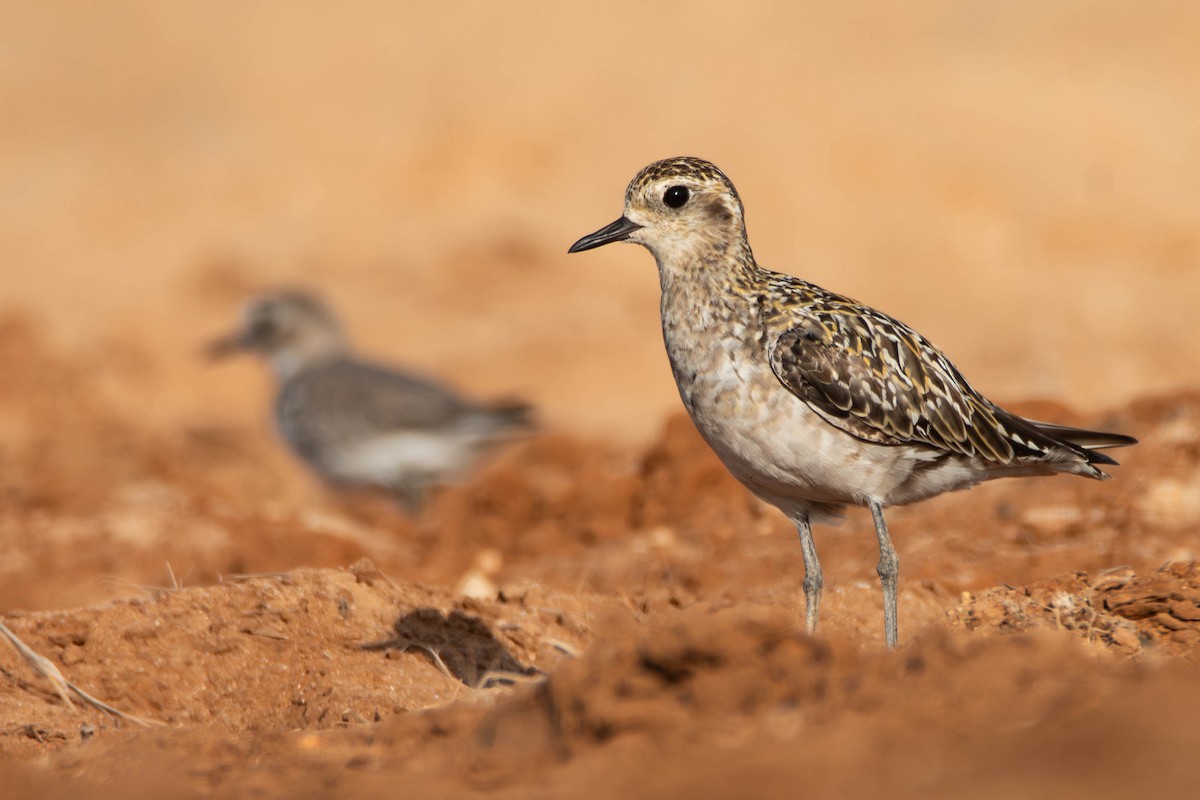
[662,317,908,510]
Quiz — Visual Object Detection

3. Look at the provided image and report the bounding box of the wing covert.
[767,314,1022,463]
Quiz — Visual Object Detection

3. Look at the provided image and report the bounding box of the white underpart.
[265,350,314,383]
[663,299,1006,524]
[325,430,477,486]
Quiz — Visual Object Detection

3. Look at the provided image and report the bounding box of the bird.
[569,156,1136,648]
[208,289,532,511]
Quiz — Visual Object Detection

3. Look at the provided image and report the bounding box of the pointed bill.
[205,330,250,360]
[568,216,643,253]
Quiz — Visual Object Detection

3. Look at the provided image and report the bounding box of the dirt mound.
[453,601,1200,800]
[952,561,1200,655]
[3,318,1200,798]
[6,5,1200,795]
[6,566,1200,800]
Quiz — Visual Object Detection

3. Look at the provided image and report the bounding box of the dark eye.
[249,315,277,339]
[663,185,690,209]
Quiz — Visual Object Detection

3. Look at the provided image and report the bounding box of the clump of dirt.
[3,317,1200,799]
[9,566,1199,800]
[0,561,587,753]
[446,603,1200,800]
[950,561,1200,655]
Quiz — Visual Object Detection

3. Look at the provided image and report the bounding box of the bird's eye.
[663,185,690,209]
[249,316,277,339]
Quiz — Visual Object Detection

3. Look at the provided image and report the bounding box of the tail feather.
[486,398,536,431]
[1028,420,1139,452]
[1023,418,1138,471]
[993,407,1137,478]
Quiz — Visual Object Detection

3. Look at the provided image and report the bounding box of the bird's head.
[207,289,346,379]
[569,156,748,268]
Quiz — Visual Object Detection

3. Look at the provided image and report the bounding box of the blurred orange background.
[3,1,1198,442]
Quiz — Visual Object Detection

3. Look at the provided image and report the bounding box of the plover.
[209,290,532,511]
[569,156,1136,648]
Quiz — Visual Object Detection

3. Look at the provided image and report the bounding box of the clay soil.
[2,318,1200,798]
[4,3,1200,798]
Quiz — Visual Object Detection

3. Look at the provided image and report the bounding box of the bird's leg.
[793,512,823,636]
[394,478,426,516]
[868,500,900,649]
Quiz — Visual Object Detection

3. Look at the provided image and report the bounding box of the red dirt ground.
[4,4,1200,797]
[1,319,1199,799]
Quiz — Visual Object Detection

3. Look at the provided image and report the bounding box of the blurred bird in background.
[208,289,533,512]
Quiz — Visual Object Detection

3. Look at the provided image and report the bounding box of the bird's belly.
[672,344,912,508]
[321,431,472,485]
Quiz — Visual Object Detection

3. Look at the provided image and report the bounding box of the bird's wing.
[767,305,1043,463]
[279,359,476,447]
[339,361,479,430]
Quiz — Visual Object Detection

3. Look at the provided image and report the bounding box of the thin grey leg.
[394,478,427,516]
[868,501,900,649]
[793,512,823,636]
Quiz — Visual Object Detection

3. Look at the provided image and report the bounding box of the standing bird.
[209,290,532,511]
[569,157,1135,648]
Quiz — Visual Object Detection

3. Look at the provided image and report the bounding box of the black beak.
[204,330,250,360]
[568,216,643,253]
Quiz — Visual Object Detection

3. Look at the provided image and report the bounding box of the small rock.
[1137,475,1200,525]
[1169,628,1200,646]
[1108,625,1141,653]
[1154,612,1195,632]
[1019,505,1083,538]
[60,643,85,666]
[1170,600,1200,621]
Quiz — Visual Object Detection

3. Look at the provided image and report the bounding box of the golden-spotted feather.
[766,289,1042,464]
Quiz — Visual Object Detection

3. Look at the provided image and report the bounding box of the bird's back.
[275,357,530,490]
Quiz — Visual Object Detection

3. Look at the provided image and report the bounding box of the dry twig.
[0,621,163,728]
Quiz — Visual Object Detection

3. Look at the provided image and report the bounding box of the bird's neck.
[655,235,766,353]
[655,233,760,300]
[266,340,346,382]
